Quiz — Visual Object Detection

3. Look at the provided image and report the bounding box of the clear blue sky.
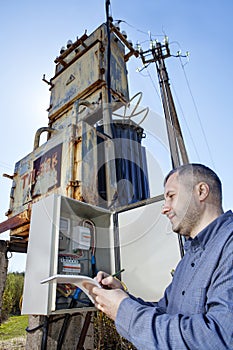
[0,0,232,271]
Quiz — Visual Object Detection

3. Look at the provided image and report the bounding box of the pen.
[111,268,125,278]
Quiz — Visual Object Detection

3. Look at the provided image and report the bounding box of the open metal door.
[117,197,181,301]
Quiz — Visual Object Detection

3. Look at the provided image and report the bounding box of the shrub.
[1,273,24,322]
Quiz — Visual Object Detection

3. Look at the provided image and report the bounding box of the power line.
[178,56,216,169]
[169,79,201,162]
[112,10,215,168]
[0,161,13,172]
[113,19,165,40]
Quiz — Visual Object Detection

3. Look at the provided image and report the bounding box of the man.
[88,163,233,349]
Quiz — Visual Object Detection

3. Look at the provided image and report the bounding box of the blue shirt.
[116,210,233,349]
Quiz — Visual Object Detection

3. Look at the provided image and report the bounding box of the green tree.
[1,272,24,321]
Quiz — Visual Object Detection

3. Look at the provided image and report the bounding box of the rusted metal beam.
[54,57,68,67]
[54,32,88,63]
[0,210,30,234]
[10,224,30,237]
[53,39,99,80]
[7,241,27,253]
[110,23,139,59]
[48,80,106,124]
[124,51,136,62]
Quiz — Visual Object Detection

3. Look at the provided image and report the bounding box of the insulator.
[60,46,66,54]
[128,40,133,46]
[164,36,169,44]
[122,30,127,39]
[134,42,142,52]
[67,40,73,48]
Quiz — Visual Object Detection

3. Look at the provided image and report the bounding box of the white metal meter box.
[22,194,114,315]
[22,194,180,315]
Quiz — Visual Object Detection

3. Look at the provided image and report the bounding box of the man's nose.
[161,202,170,215]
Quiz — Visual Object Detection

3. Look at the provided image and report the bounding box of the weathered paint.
[48,24,129,122]
[0,121,100,245]
[0,22,143,254]
[74,122,99,205]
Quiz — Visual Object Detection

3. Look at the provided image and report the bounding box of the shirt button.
[191,262,195,267]
[182,291,185,295]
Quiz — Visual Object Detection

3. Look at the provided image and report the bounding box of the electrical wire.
[81,219,96,256]
[41,316,49,350]
[169,79,201,162]
[114,19,164,39]
[144,65,162,101]
[178,56,216,169]
[26,312,85,350]
[125,20,215,169]
[56,298,77,350]
[79,218,96,278]
[25,314,80,333]
[0,161,12,171]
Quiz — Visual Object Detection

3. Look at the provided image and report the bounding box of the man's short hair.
[164,163,222,204]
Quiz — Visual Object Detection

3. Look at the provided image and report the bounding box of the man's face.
[162,172,201,238]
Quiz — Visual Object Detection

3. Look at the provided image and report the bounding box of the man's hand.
[95,271,124,290]
[89,286,129,320]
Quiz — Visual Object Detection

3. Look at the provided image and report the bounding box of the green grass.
[0,315,28,340]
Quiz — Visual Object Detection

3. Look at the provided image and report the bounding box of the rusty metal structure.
[0,21,150,255]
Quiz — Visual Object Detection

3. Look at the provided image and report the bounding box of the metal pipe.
[76,312,92,350]
[105,0,112,107]
[41,316,49,350]
[33,127,58,150]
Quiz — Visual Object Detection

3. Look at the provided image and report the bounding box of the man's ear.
[197,182,209,201]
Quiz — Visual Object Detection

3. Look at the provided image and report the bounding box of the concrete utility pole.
[138,39,189,258]
[139,39,189,168]
[0,241,8,324]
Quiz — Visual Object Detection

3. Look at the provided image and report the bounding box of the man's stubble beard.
[172,198,201,238]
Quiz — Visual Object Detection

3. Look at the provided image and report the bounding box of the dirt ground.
[0,336,26,349]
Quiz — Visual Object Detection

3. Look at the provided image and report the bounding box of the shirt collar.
[184,210,233,253]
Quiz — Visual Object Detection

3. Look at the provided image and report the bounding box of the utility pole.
[138,39,189,258]
[139,39,189,168]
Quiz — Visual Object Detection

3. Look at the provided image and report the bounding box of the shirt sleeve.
[115,240,233,350]
[127,282,171,311]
